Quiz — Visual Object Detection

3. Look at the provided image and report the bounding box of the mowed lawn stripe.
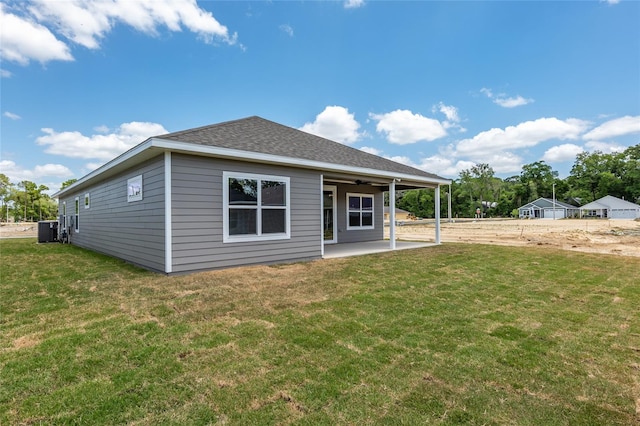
[1,238,638,425]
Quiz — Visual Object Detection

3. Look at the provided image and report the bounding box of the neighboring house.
[54,116,450,274]
[518,197,580,219]
[580,195,640,219]
[383,207,413,222]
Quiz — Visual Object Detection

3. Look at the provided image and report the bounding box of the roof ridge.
[156,116,261,139]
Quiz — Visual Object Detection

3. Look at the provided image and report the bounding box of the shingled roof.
[157,116,446,181]
[55,116,449,199]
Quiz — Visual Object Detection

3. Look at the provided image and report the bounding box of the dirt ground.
[0,223,39,239]
[3,219,639,258]
[387,218,640,258]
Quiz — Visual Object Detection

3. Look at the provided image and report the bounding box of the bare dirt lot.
[0,223,38,239]
[387,218,640,258]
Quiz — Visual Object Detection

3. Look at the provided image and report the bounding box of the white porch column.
[164,151,172,274]
[320,174,324,257]
[389,179,396,250]
[435,184,441,244]
[448,184,452,222]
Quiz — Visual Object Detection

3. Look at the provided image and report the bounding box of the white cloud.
[83,162,106,173]
[0,160,73,183]
[432,102,466,132]
[344,0,365,9]
[359,146,382,156]
[0,3,74,65]
[602,0,620,5]
[481,87,533,108]
[584,140,627,154]
[456,117,590,156]
[279,24,294,37]
[494,95,533,108]
[370,109,447,145]
[93,125,110,133]
[385,155,415,168]
[418,156,477,178]
[542,144,584,163]
[2,0,237,65]
[29,0,236,48]
[0,68,12,78]
[435,102,460,123]
[36,121,168,160]
[300,106,363,144]
[582,115,640,141]
[3,111,21,120]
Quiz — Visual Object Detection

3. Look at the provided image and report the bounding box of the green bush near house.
[1,238,638,425]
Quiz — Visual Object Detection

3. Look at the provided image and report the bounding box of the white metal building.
[580,195,640,219]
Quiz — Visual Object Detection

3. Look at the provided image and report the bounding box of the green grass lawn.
[1,238,639,425]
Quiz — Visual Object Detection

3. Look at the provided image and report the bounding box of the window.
[223,172,290,242]
[127,175,143,202]
[74,197,79,232]
[347,193,374,230]
[84,193,90,209]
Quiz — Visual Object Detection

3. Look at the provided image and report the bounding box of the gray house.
[518,197,580,219]
[54,116,450,274]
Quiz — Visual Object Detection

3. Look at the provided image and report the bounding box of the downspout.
[164,151,172,274]
[435,184,441,244]
[389,179,396,250]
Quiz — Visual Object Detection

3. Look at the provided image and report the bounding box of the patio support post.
[435,184,441,244]
[389,179,396,250]
[448,183,452,222]
[320,174,324,257]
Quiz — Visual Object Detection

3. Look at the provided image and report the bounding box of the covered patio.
[323,240,437,259]
[320,172,447,259]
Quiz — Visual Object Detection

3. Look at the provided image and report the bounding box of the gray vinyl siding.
[334,184,384,244]
[58,156,165,272]
[171,154,322,273]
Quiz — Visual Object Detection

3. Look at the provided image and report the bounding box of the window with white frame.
[74,197,79,232]
[84,193,90,209]
[223,172,290,242]
[347,193,374,230]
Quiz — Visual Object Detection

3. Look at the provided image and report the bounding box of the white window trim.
[74,197,80,233]
[346,192,375,231]
[84,193,90,209]
[222,171,291,243]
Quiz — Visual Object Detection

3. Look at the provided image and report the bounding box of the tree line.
[395,144,639,219]
[0,176,77,223]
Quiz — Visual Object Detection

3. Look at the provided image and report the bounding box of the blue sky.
[1,0,639,194]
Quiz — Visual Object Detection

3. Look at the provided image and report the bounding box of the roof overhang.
[54,137,451,198]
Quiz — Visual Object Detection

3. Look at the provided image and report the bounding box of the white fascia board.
[150,138,452,186]
[53,139,156,198]
[53,136,451,199]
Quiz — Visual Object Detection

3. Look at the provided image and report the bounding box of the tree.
[519,161,558,201]
[0,174,12,222]
[459,163,497,218]
[568,150,627,202]
[60,178,78,190]
[619,144,640,203]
